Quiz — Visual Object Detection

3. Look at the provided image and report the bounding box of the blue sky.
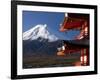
[23,11,80,40]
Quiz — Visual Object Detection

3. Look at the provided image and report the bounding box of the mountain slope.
[23,24,62,55]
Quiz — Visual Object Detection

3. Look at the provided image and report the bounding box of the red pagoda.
[57,13,89,66]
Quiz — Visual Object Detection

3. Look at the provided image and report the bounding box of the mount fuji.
[23,24,59,42]
[23,24,62,55]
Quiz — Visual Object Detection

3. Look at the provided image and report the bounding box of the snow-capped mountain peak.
[23,24,58,42]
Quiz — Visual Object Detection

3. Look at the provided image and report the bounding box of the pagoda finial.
[65,13,68,17]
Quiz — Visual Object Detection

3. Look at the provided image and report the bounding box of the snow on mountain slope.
[23,24,58,42]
